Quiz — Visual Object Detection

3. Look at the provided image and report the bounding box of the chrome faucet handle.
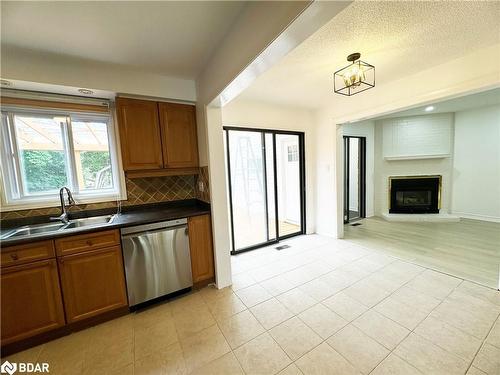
[50,213,69,224]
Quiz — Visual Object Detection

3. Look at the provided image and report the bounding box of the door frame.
[343,136,366,223]
[224,126,306,254]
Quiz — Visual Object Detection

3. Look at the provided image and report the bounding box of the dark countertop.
[1,199,211,247]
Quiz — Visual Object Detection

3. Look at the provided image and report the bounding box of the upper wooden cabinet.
[1,259,65,345]
[116,97,163,171]
[116,98,199,176]
[159,102,199,168]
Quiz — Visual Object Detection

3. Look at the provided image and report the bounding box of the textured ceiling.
[238,1,500,109]
[1,1,246,79]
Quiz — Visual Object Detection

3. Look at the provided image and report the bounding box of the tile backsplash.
[1,175,196,221]
[195,166,210,203]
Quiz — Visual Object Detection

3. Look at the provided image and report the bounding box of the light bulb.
[342,63,365,87]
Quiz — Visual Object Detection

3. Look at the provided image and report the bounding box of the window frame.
[0,105,126,211]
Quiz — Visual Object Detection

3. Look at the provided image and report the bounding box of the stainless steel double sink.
[1,215,116,240]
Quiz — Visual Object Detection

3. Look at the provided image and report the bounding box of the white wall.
[381,114,453,159]
[2,46,197,102]
[325,44,500,236]
[374,113,454,215]
[342,121,375,217]
[452,105,500,221]
[314,109,341,237]
[196,2,317,288]
[222,98,316,233]
[195,0,310,170]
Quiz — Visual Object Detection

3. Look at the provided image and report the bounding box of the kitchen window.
[1,105,124,210]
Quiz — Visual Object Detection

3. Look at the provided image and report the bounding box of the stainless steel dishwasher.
[121,218,193,306]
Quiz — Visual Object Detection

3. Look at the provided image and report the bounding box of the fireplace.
[389,175,441,214]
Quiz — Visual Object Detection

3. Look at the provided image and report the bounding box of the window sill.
[1,192,127,212]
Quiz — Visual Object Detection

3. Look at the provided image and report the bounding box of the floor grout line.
[232,236,499,374]
[8,235,499,375]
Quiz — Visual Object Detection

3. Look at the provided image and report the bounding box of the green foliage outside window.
[20,150,112,193]
[80,151,112,189]
[21,150,68,193]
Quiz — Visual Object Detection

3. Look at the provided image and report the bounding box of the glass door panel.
[265,133,277,241]
[348,137,360,220]
[276,134,302,237]
[227,130,269,250]
[343,136,366,223]
[225,128,305,254]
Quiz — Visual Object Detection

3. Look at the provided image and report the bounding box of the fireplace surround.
[389,175,441,214]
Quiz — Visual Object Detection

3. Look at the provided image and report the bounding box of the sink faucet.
[50,187,75,224]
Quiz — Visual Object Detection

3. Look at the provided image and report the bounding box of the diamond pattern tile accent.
[196,166,210,203]
[1,175,196,221]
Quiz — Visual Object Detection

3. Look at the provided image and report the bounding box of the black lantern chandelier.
[334,52,375,96]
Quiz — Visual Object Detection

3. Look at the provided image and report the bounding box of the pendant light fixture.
[334,52,375,96]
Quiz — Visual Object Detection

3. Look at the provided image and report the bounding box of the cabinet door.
[188,215,214,283]
[1,260,65,345]
[159,102,199,168]
[58,246,127,323]
[116,97,163,171]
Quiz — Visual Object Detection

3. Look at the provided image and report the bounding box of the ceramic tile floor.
[5,235,500,375]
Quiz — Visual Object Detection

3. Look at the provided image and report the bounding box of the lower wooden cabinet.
[188,214,215,284]
[1,218,215,348]
[1,259,65,345]
[58,245,128,323]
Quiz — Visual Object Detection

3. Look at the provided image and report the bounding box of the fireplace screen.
[395,191,431,207]
[389,176,440,214]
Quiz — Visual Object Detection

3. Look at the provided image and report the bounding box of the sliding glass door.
[225,128,305,254]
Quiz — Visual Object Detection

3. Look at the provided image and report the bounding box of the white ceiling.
[371,88,500,121]
[1,1,246,79]
[237,1,500,109]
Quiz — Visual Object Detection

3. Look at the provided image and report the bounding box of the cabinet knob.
[10,253,18,260]
[86,240,93,246]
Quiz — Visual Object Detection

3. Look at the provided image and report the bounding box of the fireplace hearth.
[389,176,441,214]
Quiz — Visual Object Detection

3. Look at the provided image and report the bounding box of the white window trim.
[0,104,127,212]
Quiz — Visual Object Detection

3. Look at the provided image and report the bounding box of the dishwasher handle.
[121,224,188,239]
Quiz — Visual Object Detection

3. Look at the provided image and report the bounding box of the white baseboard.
[452,212,500,223]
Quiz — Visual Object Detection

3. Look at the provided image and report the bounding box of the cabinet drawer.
[1,240,55,268]
[55,230,120,256]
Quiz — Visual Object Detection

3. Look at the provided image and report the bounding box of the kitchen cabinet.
[159,102,199,168]
[1,259,65,345]
[116,98,199,177]
[57,231,127,323]
[116,97,163,171]
[188,214,214,284]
